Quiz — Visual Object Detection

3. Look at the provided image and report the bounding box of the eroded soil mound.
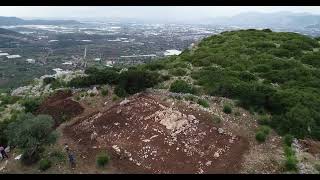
[64,93,248,174]
[36,90,84,127]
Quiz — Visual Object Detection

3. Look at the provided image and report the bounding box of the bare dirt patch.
[36,90,84,127]
[63,93,248,174]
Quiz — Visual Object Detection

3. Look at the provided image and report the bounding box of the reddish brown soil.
[300,139,320,156]
[36,90,84,127]
[63,93,248,174]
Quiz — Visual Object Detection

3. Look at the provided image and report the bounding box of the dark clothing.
[67,152,76,168]
[1,149,8,159]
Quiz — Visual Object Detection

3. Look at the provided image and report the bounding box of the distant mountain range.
[207,11,320,29]
[0,16,81,26]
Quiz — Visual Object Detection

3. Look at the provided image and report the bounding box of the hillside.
[1,29,320,174]
[0,16,81,26]
[143,29,320,140]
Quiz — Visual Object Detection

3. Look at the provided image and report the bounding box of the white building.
[7,55,21,59]
[94,58,101,61]
[26,59,35,63]
[0,53,9,56]
[62,61,72,65]
[164,49,182,56]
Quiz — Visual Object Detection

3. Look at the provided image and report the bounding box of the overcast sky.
[0,6,320,20]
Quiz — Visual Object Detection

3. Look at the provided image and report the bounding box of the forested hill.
[142,29,320,140]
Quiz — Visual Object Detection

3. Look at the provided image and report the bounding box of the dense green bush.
[118,69,161,95]
[285,155,298,171]
[21,97,42,113]
[96,152,110,167]
[283,134,294,147]
[169,68,187,76]
[169,80,196,94]
[223,104,232,114]
[5,113,57,165]
[257,115,270,125]
[255,131,267,143]
[39,159,52,171]
[101,87,108,96]
[114,86,127,98]
[197,99,210,108]
[43,77,56,85]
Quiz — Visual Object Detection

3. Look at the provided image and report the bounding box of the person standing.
[0,146,8,160]
[66,147,76,169]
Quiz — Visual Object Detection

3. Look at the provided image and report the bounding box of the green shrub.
[169,68,187,76]
[223,104,232,114]
[255,131,267,143]
[114,86,127,98]
[21,97,42,113]
[96,152,110,167]
[112,95,119,102]
[283,134,294,146]
[259,125,271,135]
[75,96,81,101]
[257,115,270,125]
[6,113,57,165]
[184,95,197,102]
[49,150,66,163]
[101,88,108,96]
[89,92,95,97]
[285,155,298,171]
[211,115,222,124]
[43,77,56,85]
[284,145,295,157]
[197,99,210,108]
[39,159,52,171]
[234,111,241,116]
[170,80,196,94]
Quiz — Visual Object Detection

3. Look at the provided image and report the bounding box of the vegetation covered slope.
[141,29,320,140]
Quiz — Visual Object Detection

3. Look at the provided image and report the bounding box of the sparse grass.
[75,95,81,101]
[96,152,110,168]
[223,104,232,114]
[197,99,210,108]
[211,115,222,124]
[101,88,108,97]
[112,95,119,102]
[234,111,241,116]
[257,115,270,125]
[184,95,197,102]
[259,125,271,135]
[314,162,320,172]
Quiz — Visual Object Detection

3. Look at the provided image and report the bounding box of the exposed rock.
[214,152,220,158]
[90,131,98,140]
[218,128,224,134]
[120,98,130,106]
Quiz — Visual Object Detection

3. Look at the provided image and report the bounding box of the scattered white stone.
[120,98,130,106]
[112,145,121,154]
[214,152,220,158]
[205,161,212,166]
[218,128,224,134]
[90,131,98,140]
[114,122,120,126]
[15,154,22,160]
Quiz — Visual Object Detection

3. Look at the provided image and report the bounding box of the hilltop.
[1,29,320,174]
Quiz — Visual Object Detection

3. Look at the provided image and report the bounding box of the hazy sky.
[0,6,320,20]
